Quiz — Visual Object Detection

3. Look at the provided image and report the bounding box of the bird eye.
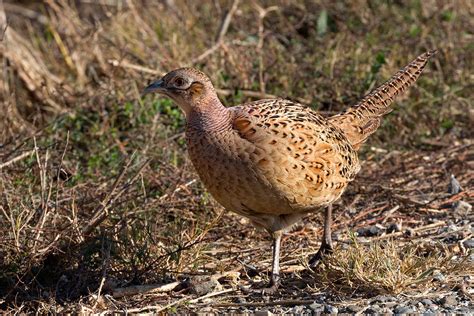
[175,77,185,87]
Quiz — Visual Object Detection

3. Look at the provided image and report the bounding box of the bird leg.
[309,204,334,268]
[240,231,282,295]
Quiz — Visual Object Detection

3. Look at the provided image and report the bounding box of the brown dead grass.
[318,236,468,295]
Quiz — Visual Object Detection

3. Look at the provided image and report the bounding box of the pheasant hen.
[143,50,436,293]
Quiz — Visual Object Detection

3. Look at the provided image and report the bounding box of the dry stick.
[253,3,279,94]
[215,88,313,107]
[213,299,316,308]
[122,289,235,313]
[112,281,181,298]
[2,3,48,25]
[192,0,240,64]
[124,296,189,313]
[187,288,234,304]
[107,59,317,106]
[0,0,7,42]
[368,220,446,242]
[32,138,54,253]
[82,156,151,235]
[93,240,112,309]
[0,149,35,169]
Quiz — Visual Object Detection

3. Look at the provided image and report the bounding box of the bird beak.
[142,79,165,96]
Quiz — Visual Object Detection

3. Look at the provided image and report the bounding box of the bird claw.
[239,277,280,295]
[239,282,280,295]
[308,243,334,268]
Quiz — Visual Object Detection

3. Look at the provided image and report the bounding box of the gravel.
[209,292,473,315]
[463,238,474,249]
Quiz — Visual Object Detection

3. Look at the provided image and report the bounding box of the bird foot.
[308,243,334,268]
[239,277,280,295]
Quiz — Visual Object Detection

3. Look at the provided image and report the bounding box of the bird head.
[143,68,215,116]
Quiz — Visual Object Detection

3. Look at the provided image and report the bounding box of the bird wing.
[230,99,360,211]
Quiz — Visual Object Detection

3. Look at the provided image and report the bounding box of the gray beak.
[142,79,165,96]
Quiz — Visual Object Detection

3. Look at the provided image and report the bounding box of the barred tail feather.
[329,50,437,150]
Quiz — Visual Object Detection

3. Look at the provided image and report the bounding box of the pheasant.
[143,50,436,294]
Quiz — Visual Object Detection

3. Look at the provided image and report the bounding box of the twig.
[108,59,317,106]
[216,0,240,43]
[192,0,240,64]
[215,88,312,105]
[159,179,197,201]
[0,149,35,169]
[0,0,7,42]
[125,296,190,313]
[252,2,278,93]
[112,281,181,298]
[82,155,150,235]
[3,3,48,25]
[188,288,234,304]
[368,220,446,241]
[108,59,161,75]
[213,299,316,308]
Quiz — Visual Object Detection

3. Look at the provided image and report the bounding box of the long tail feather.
[329,50,437,150]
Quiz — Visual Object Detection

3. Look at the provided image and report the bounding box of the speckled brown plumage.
[143,50,436,293]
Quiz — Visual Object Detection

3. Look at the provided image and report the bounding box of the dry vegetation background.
[0,0,473,313]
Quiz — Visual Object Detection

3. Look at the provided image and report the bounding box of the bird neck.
[186,95,231,133]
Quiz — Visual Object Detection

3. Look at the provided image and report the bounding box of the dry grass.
[318,236,468,295]
[0,0,473,313]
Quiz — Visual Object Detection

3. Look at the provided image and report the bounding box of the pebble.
[387,222,402,233]
[394,305,414,314]
[357,225,383,237]
[255,310,274,316]
[448,174,462,194]
[433,271,446,282]
[404,228,416,237]
[373,295,396,302]
[309,303,324,313]
[463,238,474,249]
[324,304,338,314]
[186,275,222,295]
[439,294,457,307]
[421,298,433,306]
[365,306,381,314]
[453,200,472,214]
[346,305,363,313]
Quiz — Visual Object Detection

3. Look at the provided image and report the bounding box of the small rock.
[453,201,472,214]
[255,310,274,316]
[404,228,416,237]
[439,295,457,307]
[421,298,434,306]
[235,297,246,304]
[387,222,402,233]
[365,306,381,313]
[187,275,222,295]
[433,271,446,282]
[346,305,363,313]
[447,224,459,232]
[324,304,338,314]
[309,303,324,313]
[374,295,396,302]
[394,305,413,314]
[383,301,398,308]
[448,174,462,194]
[357,225,383,237]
